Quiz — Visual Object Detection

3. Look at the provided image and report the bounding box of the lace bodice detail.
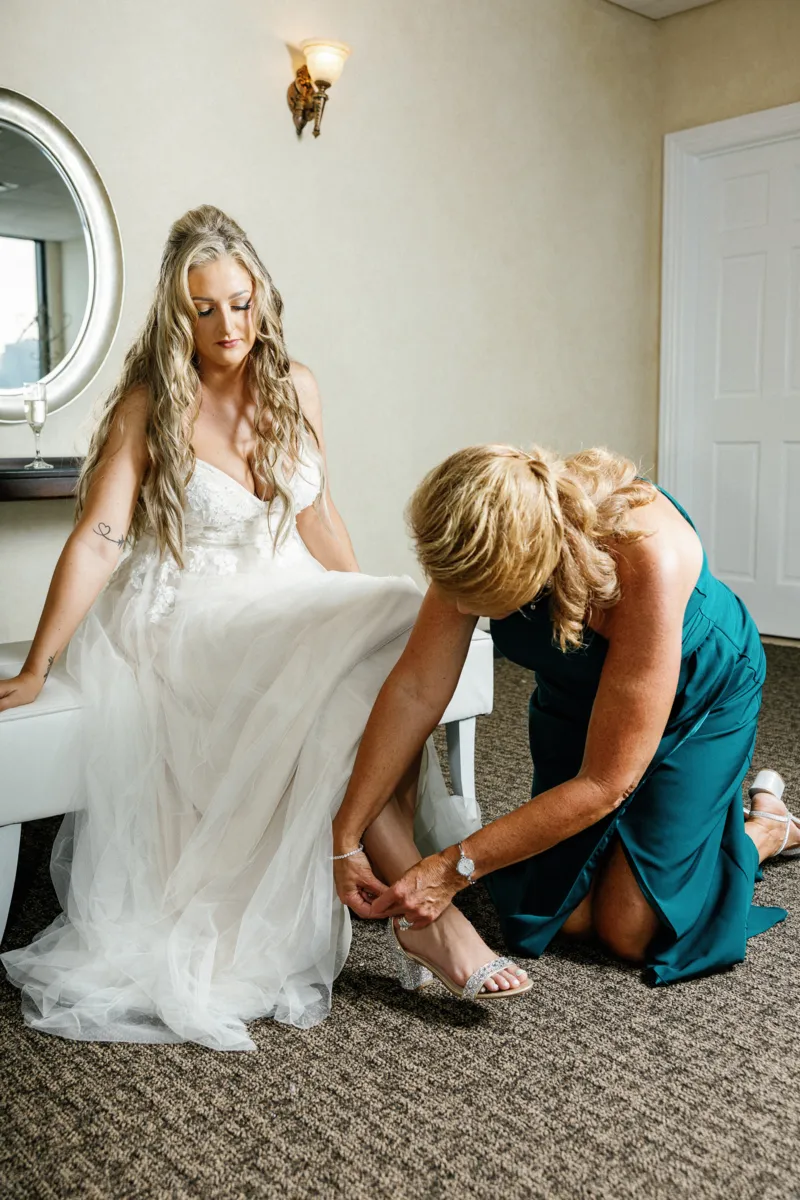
[125,454,323,620]
[184,456,322,543]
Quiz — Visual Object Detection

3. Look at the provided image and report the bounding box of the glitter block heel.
[386,919,433,990]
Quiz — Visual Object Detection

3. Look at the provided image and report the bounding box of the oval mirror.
[0,90,123,423]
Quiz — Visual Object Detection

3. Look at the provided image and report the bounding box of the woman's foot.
[747,787,800,859]
[395,904,527,993]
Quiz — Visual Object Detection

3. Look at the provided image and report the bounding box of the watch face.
[457,855,475,877]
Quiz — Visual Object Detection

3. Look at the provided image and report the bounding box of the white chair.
[0,630,493,942]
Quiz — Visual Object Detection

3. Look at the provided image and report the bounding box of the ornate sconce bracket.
[287,65,318,137]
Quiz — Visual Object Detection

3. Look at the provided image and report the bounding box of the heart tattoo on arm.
[93,522,125,548]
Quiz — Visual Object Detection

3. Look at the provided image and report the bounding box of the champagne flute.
[23,382,54,470]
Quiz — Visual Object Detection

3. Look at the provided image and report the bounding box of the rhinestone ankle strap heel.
[387,919,532,1002]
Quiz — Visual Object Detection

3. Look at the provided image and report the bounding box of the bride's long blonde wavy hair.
[76,204,321,565]
[408,444,657,651]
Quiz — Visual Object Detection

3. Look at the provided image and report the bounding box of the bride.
[0,206,527,1051]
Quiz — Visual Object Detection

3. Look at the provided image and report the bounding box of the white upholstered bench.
[0,629,494,942]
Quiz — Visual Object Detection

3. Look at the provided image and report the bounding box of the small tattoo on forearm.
[93,522,125,548]
[44,656,54,680]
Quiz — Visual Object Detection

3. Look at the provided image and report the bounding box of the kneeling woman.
[333,445,797,985]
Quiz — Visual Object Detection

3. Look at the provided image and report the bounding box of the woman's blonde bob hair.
[408,444,656,650]
[76,205,320,565]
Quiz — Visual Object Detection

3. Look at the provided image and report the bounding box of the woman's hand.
[0,670,44,713]
[370,852,464,929]
[333,850,389,919]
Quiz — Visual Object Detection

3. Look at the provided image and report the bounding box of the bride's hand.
[0,670,43,713]
[370,853,462,928]
[332,850,389,919]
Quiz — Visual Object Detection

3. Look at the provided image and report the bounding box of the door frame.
[658,101,800,501]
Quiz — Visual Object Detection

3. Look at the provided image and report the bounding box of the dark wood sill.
[0,457,82,501]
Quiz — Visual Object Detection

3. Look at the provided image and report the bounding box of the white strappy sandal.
[744,769,800,860]
[387,919,533,1002]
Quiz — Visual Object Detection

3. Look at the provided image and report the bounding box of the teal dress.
[487,488,786,985]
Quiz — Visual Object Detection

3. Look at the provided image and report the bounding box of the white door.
[661,106,800,637]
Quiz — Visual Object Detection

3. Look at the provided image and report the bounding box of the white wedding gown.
[2,453,480,1050]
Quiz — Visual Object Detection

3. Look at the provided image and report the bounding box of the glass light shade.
[301,40,351,86]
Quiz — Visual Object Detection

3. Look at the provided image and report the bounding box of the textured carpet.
[2,647,799,1200]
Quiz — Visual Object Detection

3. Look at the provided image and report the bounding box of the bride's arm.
[291,362,359,572]
[0,391,149,712]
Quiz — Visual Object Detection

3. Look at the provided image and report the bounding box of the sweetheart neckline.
[192,457,269,503]
[192,455,319,510]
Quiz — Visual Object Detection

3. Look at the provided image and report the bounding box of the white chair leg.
[445,717,477,799]
[0,822,21,944]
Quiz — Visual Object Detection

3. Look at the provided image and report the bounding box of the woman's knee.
[592,839,660,963]
[593,885,660,962]
[560,891,594,940]
[593,912,650,964]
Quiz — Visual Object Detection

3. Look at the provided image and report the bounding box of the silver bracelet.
[330,843,364,860]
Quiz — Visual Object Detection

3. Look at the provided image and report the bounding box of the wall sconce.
[287,40,351,139]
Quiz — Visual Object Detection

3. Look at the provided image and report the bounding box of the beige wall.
[1,0,663,643]
[661,0,800,133]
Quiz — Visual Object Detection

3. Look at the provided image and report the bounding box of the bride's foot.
[395,904,528,994]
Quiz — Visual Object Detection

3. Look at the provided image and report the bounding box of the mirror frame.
[0,89,124,423]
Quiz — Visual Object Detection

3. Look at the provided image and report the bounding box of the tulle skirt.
[2,542,479,1050]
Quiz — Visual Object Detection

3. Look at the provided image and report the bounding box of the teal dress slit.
[487,487,786,985]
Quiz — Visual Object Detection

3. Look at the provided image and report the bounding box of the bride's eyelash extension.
[196,302,252,318]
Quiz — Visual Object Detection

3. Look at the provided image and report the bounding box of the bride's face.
[188,255,257,370]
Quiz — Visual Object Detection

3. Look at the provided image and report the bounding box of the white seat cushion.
[0,641,84,825]
[440,628,494,724]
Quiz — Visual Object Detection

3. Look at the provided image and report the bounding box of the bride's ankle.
[397,913,447,946]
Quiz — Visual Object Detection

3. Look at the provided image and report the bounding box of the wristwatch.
[454,841,476,886]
